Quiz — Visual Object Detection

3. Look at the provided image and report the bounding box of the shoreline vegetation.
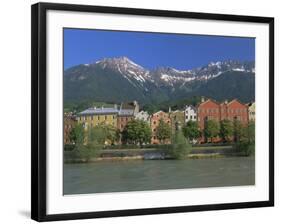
[64,143,254,164]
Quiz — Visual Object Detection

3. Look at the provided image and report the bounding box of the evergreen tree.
[169,130,192,159]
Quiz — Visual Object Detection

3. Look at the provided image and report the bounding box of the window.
[98,116,100,120]
[105,115,107,120]
[194,115,196,119]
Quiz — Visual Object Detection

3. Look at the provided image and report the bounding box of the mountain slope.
[64,57,255,106]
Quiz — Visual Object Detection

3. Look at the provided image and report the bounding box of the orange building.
[150,111,171,144]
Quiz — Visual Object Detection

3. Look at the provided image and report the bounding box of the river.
[63,157,255,195]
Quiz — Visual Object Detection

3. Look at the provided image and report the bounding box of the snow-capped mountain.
[64,57,255,104]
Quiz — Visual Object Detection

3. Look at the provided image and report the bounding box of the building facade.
[184,105,197,123]
[117,109,134,132]
[77,107,118,130]
[197,99,221,131]
[224,99,249,125]
[150,111,171,144]
[248,102,255,121]
[117,101,139,132]
[135,110,150,123]
[197,98,249,142]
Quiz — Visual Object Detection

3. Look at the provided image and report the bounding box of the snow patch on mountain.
[81,57,255,89]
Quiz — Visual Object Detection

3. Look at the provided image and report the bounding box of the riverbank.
[64,145,247,163]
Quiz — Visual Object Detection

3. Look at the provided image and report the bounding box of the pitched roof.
[197,98,220,107]
[78,107,119,115]
[118,109,134,116]
[227,99,247,107]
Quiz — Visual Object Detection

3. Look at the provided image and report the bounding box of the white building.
[135,110,150,123]
[248,102,255,121]
[184,105,197,123]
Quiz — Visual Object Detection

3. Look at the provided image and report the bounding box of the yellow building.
[77,107,118,130]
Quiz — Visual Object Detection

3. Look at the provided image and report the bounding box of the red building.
[197,99,220,130]
[222,99,249,125]
[197,98,249,142]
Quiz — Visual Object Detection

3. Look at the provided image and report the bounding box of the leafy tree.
[88,125,107,145]
[204,119,220,142]
[122,120,152,145]
[220,119,234,142]
[156,119,172,144]
[245,121,255,144]
[235,121,255,156]
[168,130,192,159]
[69,123,85,146]
[182,121,201,142]
[233,119,246,142]
[88,123,118,145]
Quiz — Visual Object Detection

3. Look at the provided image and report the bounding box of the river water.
[63,157,255,195]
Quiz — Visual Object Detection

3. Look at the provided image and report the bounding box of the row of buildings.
[64,98,255,145]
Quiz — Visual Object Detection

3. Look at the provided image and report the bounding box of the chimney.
[169,107,171,113]
[224,100,228,104]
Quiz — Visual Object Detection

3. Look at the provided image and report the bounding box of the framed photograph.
[31,2,274,222]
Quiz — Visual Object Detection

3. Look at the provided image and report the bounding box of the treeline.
[65,119,191,160]
[182,119,255,156]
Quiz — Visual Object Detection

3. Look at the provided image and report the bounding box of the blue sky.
[64,28,255,70]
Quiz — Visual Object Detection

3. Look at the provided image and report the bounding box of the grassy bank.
[64,144,250,163]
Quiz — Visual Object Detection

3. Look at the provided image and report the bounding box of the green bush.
[64,144,102,162]
[235,140,255,156]
[64,144,75,151]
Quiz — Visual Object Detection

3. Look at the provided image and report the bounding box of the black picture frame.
[31,2,274,222]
